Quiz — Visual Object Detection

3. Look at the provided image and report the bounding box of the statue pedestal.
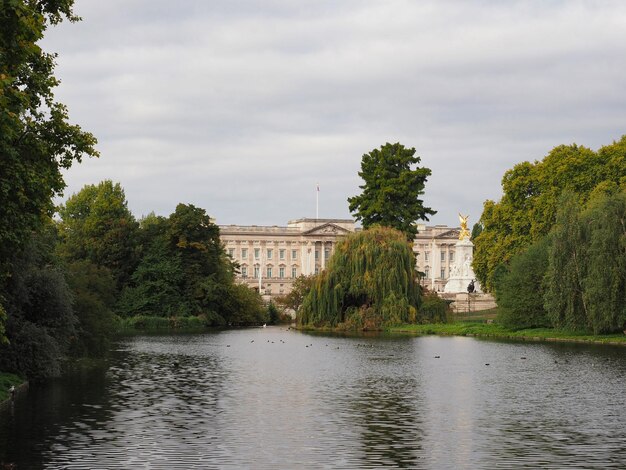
[444,238,481,293]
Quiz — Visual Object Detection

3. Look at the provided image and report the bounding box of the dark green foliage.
[221,283,267,326]
[471,223,483,241]
[0,0,96,340]
[118,237,187,317]
[298,226,420,329]
[348,142,436,240]
[496,238,550,329]
[0,230,77,380]
[167,203,231,312]
[498,188,626,334]
[57,180,139,289]
[419,290,450,323]
[544,192,588,330]
[118,315,207,331]
[0,305,6,345]
[65,261,117,357]
[267,302,280,325]
[116,202,265,326]
[581,191,626,333]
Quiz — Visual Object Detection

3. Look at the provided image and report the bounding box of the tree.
[543,192,588,330]
[167,203,231,314]
[474,137,626,291]
[0,225,77,380]
[581,190,626,334]
[0,0,97,340]
[298,226,421,329]
[118,236,186,317]
[0,0,97,280]
[275,275,316,313]
[348,142,436,240]
[65,260,117,357]
[496,237,550,329]
[57,180,138,289]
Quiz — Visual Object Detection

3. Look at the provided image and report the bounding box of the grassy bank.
[115,315,283,334]
[389,321,626,345]
[116,315,210,333]
[0,372,25,403]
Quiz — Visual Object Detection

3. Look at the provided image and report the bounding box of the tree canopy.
[298,226,421,329]
[0,0,97,280]
[474,136,626,291]
[348,142,436,240]
[0,0,97,345]
[57,181,138,289]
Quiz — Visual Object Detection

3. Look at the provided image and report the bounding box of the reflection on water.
[1,330,626,468]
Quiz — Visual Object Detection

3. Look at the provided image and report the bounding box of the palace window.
[315,266,319,275]
[254,265,260,278]
[241,265,248,278]
[425,252,430,262]
[279,249,285,260]
[441,252,445,262]
[267,249,273,259]
[425,267,430,278]
[267,266,273,278]
[440,268,446,279]
[291,250,297,260]
[279,266,285,279]
[228,248,235,257]
[292,266,297,278]
[315,250,319,260]
[254,248,260,260]
[324,248,331,259]
[241,248,248,259]
[449,252,454,263]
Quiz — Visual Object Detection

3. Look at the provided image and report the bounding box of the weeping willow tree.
[298,226,421,329]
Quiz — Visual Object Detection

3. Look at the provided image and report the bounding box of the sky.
[44,0,626,228]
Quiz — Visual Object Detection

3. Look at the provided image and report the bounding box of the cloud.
[46,0,626,227]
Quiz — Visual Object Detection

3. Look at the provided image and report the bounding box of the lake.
[1,327,626,469]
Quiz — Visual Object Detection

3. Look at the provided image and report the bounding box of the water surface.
[2,328,626,468]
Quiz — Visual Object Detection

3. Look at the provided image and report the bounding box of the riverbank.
[0,372,27,408]
[389,322,626,346]
[115,315,287,334]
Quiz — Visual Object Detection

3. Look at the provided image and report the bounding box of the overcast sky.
[44,0,626,228]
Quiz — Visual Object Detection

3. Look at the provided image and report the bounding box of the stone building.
[412,223,461,292]
[219,218,356,297]
[220,218,462,298]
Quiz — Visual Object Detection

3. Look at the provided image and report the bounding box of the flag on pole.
[316,183,320,192]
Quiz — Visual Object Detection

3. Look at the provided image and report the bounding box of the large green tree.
[580,190,626,333]
[0,223,77,379]
[474,137,626,291]
[0,0,96,343]
[298,226,421,329]
[57,180,138,289]
[348,142,436,240]
[0,0,97,280]
[496,237,550,329]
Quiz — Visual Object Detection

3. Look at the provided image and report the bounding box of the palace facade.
[219,218,461,298]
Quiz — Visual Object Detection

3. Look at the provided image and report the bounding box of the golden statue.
[458,213,471,240]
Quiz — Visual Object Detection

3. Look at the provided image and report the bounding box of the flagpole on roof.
[316,183,319,219]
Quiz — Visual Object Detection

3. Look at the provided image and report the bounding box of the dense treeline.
[1,1,98,379]
[0,180,268,381]
[476,137,626,334]
[474,136,626,291]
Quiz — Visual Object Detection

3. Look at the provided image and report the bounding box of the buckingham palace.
[219,218,461,298]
